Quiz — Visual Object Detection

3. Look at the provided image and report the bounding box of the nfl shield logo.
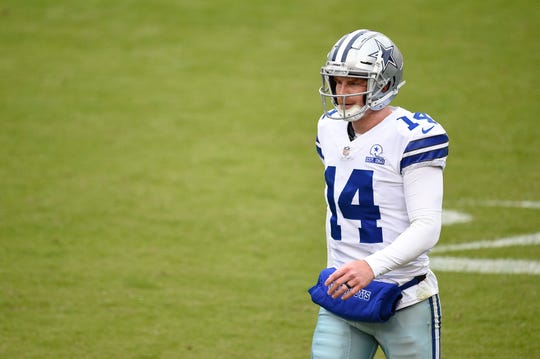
[342,146,351,157]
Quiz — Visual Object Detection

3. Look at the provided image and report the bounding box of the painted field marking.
[454,199,540,209]
[441,209,472,225]
[435,203,539,275]
[433,232,540,253]
[430,257,540,275]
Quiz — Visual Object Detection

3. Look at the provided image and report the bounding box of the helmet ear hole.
[382,76,397,93]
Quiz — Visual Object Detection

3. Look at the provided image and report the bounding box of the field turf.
[1,0,539,358]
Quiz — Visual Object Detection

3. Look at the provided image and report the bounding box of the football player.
[311,29,448,359]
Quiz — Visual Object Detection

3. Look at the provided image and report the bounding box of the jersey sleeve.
[399,122,449,174]
[365,166,443,277]
[315,135,324,161]
[315,114,329,163]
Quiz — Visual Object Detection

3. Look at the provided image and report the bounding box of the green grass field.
[1,0,539,358]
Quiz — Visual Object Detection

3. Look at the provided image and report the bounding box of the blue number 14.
[325,166,383,243]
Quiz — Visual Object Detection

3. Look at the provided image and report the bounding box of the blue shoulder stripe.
[404,134,448,154]
[315,136,324,160]
[400,147,448,171]
[322,109,338,119]
[316,145,324,160]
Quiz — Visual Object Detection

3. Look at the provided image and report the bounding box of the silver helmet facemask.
[319,30,406,122]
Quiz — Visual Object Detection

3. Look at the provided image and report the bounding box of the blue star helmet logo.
[368,40,397,71]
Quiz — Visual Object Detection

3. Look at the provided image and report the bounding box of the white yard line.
[441,209,472,225]
[452,199,540,209]
[431,257,540,275]
[436,205,539,275]
[432,232,540,275]
[433,232,540,253]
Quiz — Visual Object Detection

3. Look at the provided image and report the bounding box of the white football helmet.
[319,29,406,122]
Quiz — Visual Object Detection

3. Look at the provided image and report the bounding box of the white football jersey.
[315,106,449,308]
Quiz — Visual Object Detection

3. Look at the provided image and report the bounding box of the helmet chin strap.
[337,104,368,122]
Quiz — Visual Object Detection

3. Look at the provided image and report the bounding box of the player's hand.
[324,260,375,300]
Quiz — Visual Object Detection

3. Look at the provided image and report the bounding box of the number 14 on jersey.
[325,166,383,244]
